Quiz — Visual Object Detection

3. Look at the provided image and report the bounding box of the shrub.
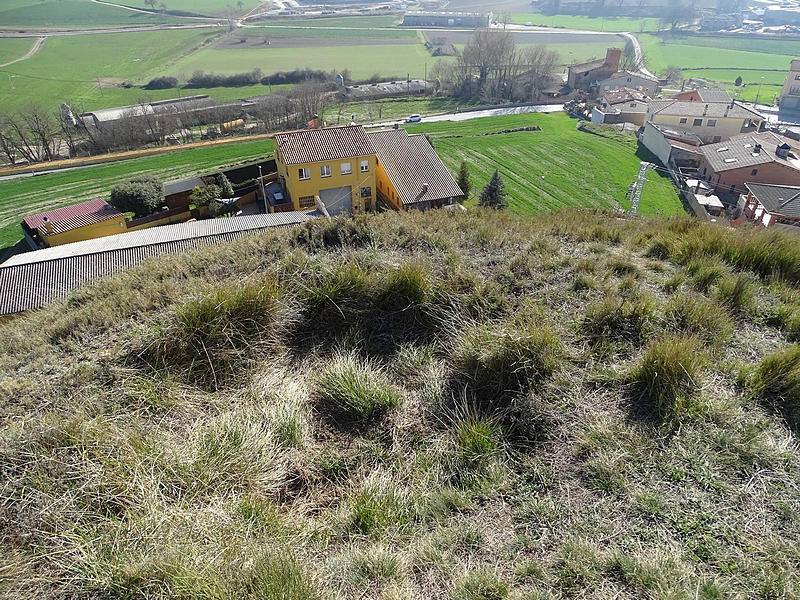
[187,68,263,88]
[665,295,733,345]
[715,273,755,313]
[750,345,800,430]
[454,323,564,401]
[630,336,708,421]
[316,352,402,423]
[580,296,657,345]
[109,175,164,218]
[261,68,329,85]
[145,76,178,89]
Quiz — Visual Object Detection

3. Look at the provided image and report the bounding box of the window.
[298,195,315,209]
[340,162,352,175]
[693,118,703,127]
[320,165,331,178]
[679,117,688,124]
[360,160,369,173]
[361,187,372,198]
[712,136,722,143]
[751,169,758,176]
[298,167,310,180]
[707,120,716,127]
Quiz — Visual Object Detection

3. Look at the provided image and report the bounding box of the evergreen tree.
[217,172,235,198]
[456,161,471,199]
[478,170,507,209]
[735,76,743,87]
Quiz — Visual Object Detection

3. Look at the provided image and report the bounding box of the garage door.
[319,186,352,216]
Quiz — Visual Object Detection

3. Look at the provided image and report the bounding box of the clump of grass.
[687,258,727,292]
[769,303,800,341]
[665,294,733,345]
[556,539,605,593]
[315,352,402,423]
[139,279,290,388]
[646,237,673,260]
[750,345,800,430]
[343,545,404,587]
[346,473,415,536]
[244,549,320,600]
[377,260,433,312]
[453,567,510,600]
[453,323,564,402]
[572,273,598,291]
[606,256,640,278]
[630,336,708,421]
[714,273,756,313]
[580,295,657,345]
[443,406,504,488]
[663,272,686,293]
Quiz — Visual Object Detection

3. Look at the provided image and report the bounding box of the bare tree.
[519,45,560,101]
[291,80,329,126]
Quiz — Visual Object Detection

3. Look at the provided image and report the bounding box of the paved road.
[0,36,45,68]
[366,103,565,128]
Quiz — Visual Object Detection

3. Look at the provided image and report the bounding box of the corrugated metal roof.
[23,198,122,231]
[701,131,800,173]
[275,126,376,165]
[0,212,319,316]
[44,206,126,236]
[369,129,463,205]
[164,177,206,197]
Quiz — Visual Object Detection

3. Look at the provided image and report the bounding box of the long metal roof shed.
[0,211,319,318]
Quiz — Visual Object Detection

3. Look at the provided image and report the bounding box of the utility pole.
[258,164,268,211]
[538,175,544,213]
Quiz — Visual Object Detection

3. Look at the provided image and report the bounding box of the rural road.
[0,36,45,68]
[367,103,565,128]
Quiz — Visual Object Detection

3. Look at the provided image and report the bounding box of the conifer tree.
[457,161,471,199]
[478,170,508,209]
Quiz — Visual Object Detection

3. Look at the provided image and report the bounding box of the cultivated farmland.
[0,0,181,28]
[509,13,661,32]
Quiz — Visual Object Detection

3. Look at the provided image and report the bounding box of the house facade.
[779,59,800,123]
[597,71,659,97]
[740,182,800,228]
[21,198,127,249]
[274,126,378,216]
[592,87,649,126]
[640,120,702,167]
[646,99,764,144]
[698,132,800,196]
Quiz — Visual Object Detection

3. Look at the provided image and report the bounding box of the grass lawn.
[510,13,661,32]
[0,38,35,65]
[322,97,477,125]
[124,0,260,15]
[0,139,271,251]
[0,29,222,112]
[0,0,182,28]
[639,33,796,79]
[170,43,439,81]
[260,16,402,28]
[230,25,419,42]
[410,112,682,217]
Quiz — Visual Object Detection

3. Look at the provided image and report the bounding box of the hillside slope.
[1,209,799,600]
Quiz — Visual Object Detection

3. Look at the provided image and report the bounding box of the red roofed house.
[21,198,127,249]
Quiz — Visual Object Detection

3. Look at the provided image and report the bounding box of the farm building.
[341,79,432,101]
[0,212,319,318]
[697,131,800,196]
[740,182,800,229]
[78,96,216,129]
[597,70,659,97]
[639,121,703,168]
[645,98,765,144]
[674,87,732,104]
[273,125,463,215]
[401,11,490,27]
[567,48,621,91]
[21,198,127,249]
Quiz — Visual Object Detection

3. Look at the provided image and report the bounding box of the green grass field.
[410,113,681,216]
[124,0,260,15]
[0,139,271,251]
[237,25,419,41]
[510,13,661,32]
[0,38,35,66]
[261,15,402,28]
[0,0,182,28]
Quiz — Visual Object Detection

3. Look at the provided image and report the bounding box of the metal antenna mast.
[627,161,652,215]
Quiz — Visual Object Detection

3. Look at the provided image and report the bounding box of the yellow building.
[21,198,128,248]
[273,125,378,215]
[273,124,464,214]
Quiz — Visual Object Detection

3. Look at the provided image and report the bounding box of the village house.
[567,48,622,91]
[597,70,660,97]
[20,198,127,249]
[740,182,800,229]
[779,59,800,124]
[674,87,732,104]
[273,124,463,215]
[640,120,703,168]
[697,131,800,197]
[591,88,650,126]
[646,98,765,144]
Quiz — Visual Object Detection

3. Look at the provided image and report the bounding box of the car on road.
[404,114,422,123]
[524,21,533,26]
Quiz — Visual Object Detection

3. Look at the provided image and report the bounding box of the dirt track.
[0,37,45,68]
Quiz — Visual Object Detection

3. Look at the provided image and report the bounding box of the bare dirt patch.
[94,77,126,88]
[213,33,416,49]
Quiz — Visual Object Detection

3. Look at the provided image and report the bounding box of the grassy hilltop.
[1,209,800,599]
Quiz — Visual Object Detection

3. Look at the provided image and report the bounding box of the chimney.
[311,114,320,129]
[703,104,708,116]
[42,216,53,235]
[776,143,791,159]
[754,143,762,154]
[416,183,429,202]
[605,47,622,72]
